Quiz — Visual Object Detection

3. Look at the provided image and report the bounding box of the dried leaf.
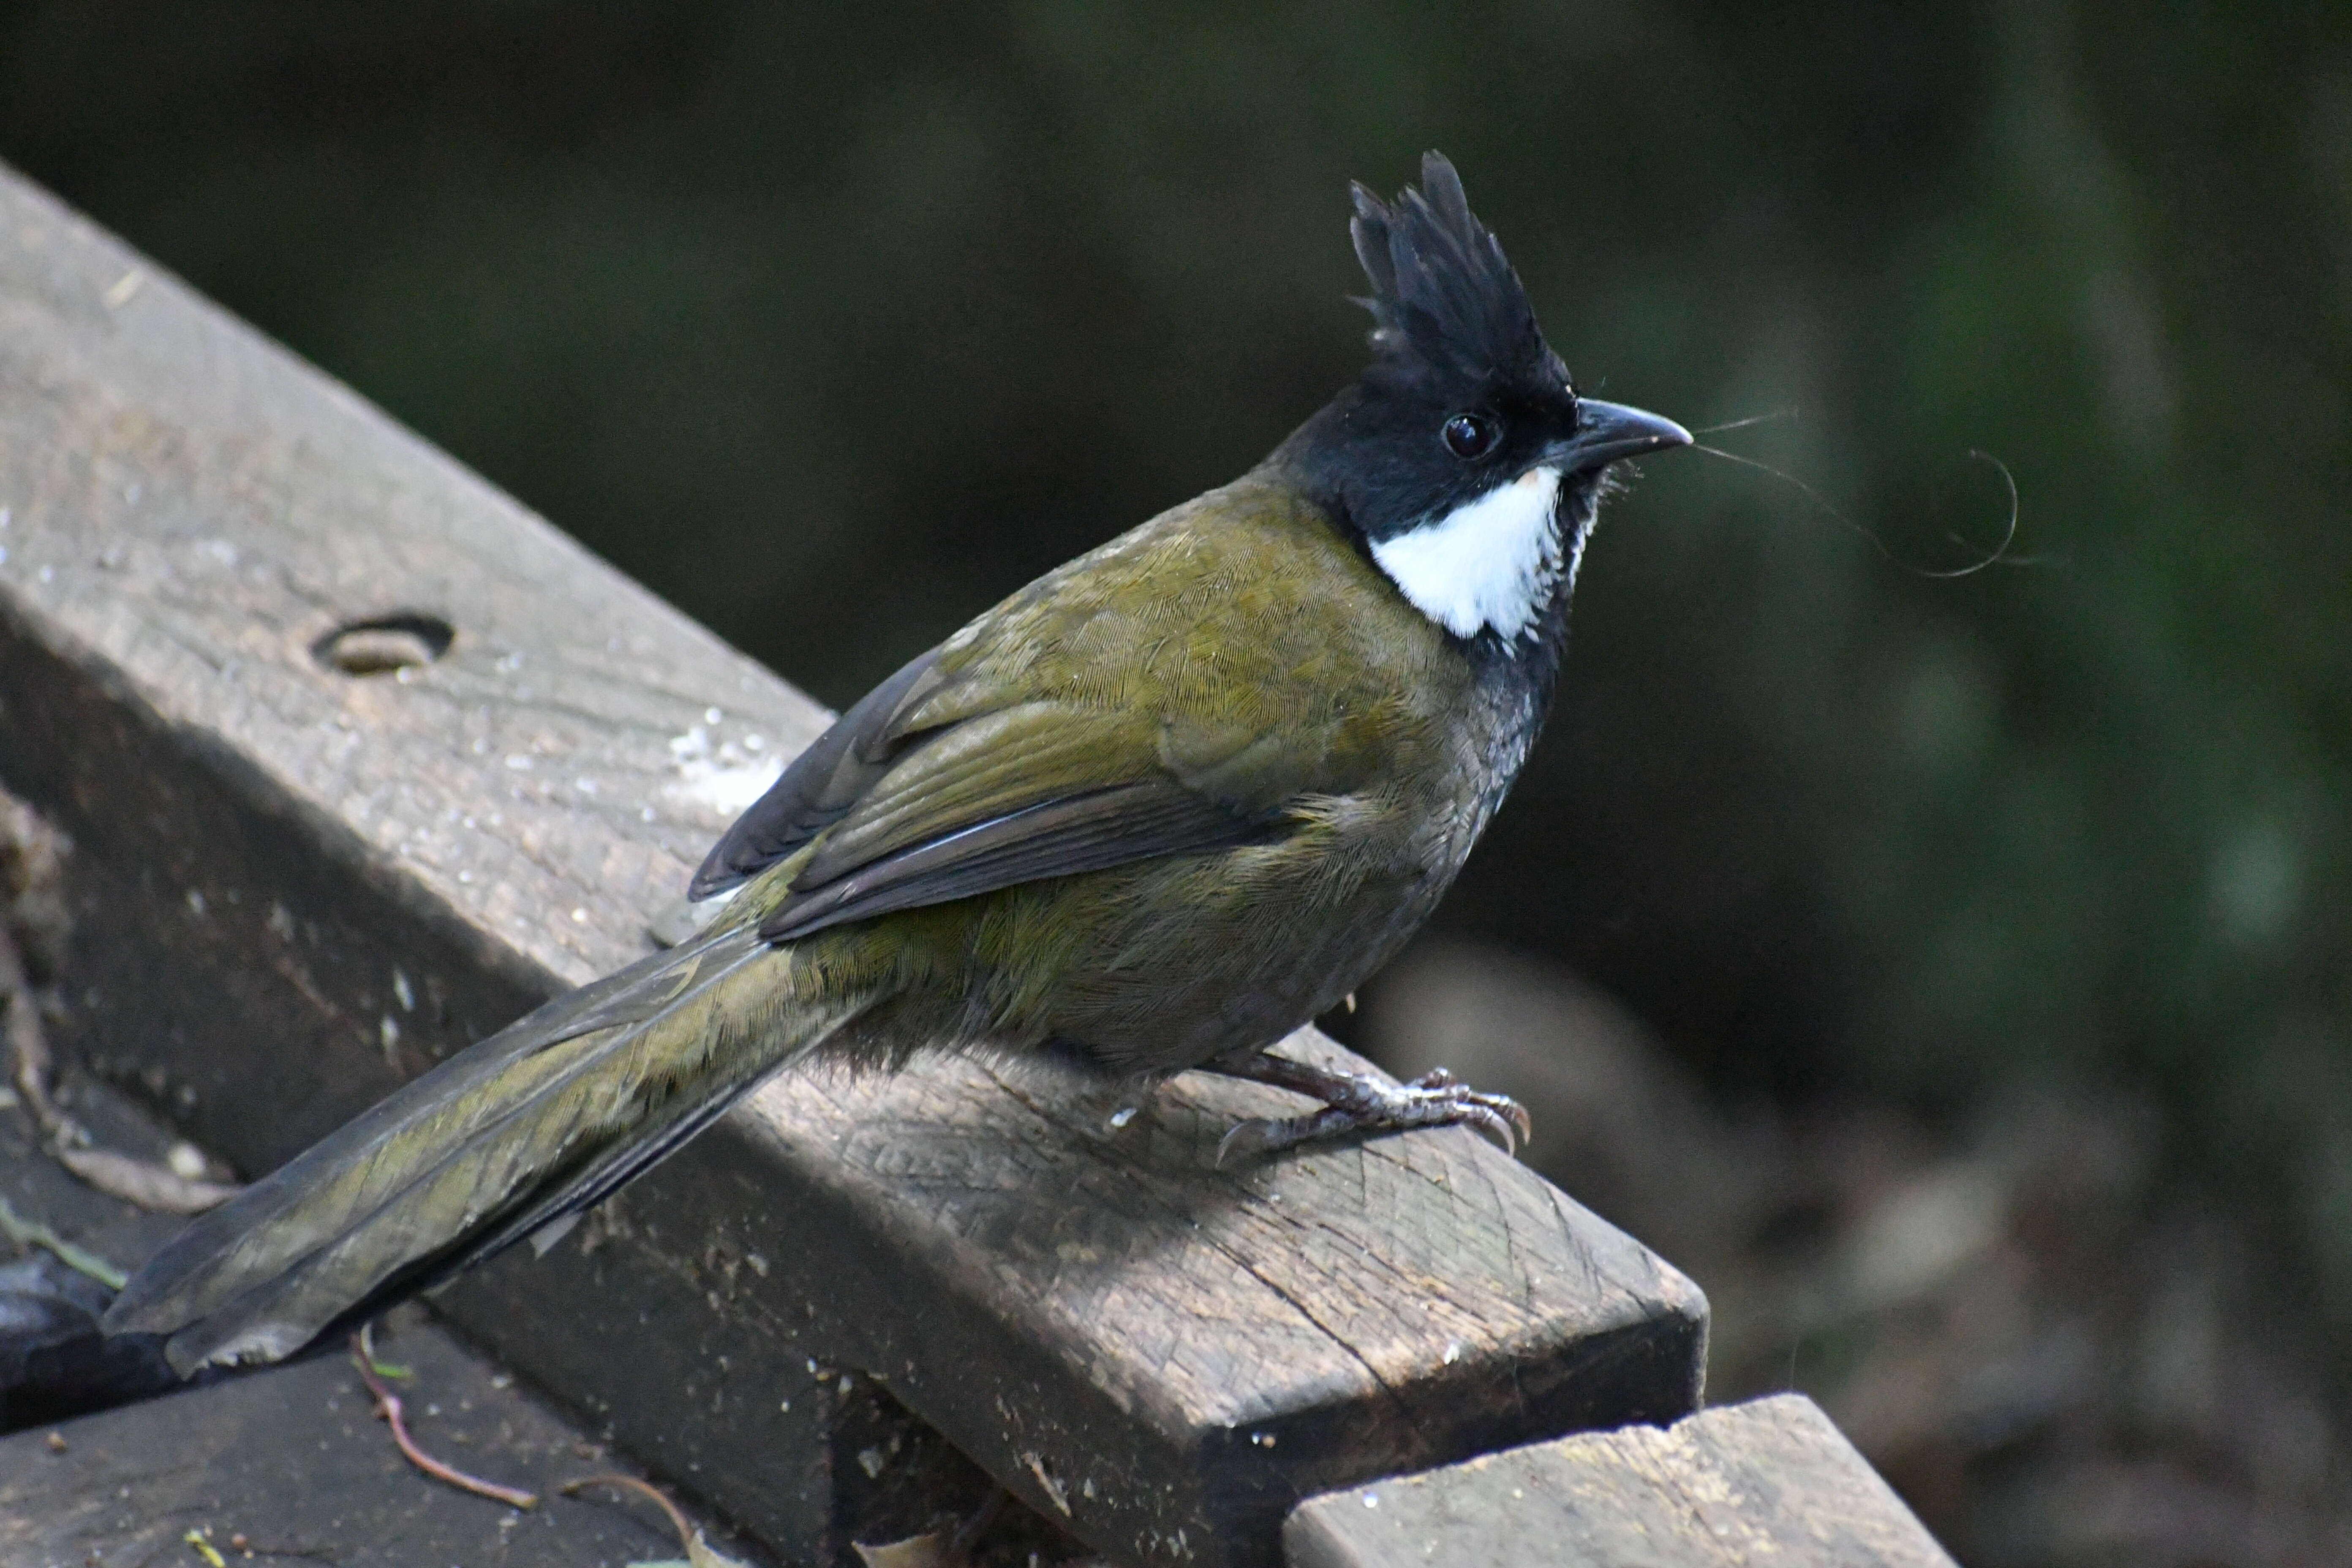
[686,1535,755,1568]
[851,1533,955,1568]
[55,1145,242,1214]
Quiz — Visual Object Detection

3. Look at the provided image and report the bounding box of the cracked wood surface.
[0,163,1706,1567]
[1285,1394,1958,1567]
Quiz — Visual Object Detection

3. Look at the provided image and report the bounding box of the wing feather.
[759,781,1269,942]
[695,482,1416,941]
[688,648,948,898]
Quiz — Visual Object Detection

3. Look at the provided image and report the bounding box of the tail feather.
[104,923,860,1375]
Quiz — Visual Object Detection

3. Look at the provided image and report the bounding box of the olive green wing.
[687,504,1197,903]
[751,699,1356,942]
[695,488,1390,943]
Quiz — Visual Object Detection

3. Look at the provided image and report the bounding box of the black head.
[1271,153,1687,645]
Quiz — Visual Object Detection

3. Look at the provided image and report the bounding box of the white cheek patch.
[1370,466,1564,641]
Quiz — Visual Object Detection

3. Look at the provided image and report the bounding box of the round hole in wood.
[314,612,455,676]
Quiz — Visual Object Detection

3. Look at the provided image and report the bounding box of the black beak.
[1549,399,1693,473]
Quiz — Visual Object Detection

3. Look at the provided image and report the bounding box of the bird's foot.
[1208,1054,1530,1164]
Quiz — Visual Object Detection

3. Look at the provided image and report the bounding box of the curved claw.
[1216,1107,1348,1166]
[1215,1117,1280,1168]
[1477,1091,1533,1152]
[1402,1071,1530,1155]
[1456,1102,1518,1158]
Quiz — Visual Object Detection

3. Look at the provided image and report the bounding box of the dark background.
[4,4,2348,1562]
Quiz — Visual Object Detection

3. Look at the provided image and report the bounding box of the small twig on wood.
[356,1320,412,1380]
[563,1473,752,1566]
[225,1538,340,1565]
[0,1192,127,1289]
[3,922,62,1124]
[348,1330,537,1510]
[564,1473,696,1544]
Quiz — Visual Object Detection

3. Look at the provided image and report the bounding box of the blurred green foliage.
[4,3,2349,1338]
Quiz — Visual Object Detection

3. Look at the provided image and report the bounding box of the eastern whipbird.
[106,152,1690,1374]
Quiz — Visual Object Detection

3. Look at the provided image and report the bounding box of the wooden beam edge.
[1284,1394,1956,1568]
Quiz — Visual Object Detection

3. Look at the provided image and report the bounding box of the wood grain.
[1284,1394,1957,1568]
[0,1305,719,1568]
[0,162,1706,1567]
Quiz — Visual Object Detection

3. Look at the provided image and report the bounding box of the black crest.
[1350,153,1557,395]
[1269,152,1590,555]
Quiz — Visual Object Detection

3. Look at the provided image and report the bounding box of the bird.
[104,152,1690,1376]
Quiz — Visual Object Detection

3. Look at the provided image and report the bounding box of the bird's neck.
[1464,486,1592,732]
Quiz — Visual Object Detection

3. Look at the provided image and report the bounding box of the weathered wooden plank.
[0,1083,1034,1566]
[1283,1394,1957,1568]
[0,162,1707,1567]
[0,1064,744,1565]
[1,1307,730,1568]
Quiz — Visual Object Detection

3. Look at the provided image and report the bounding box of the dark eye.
[1443,412,1500,460]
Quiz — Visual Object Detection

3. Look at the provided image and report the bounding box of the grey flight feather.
[689,648,947,899]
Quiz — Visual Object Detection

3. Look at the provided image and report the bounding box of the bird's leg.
[1204,1051,1530,1164]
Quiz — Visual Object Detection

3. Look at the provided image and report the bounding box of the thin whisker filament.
[1690,408,1802,437]
[1689,442,2025,580]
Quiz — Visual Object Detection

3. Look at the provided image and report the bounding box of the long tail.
[104,921,867,1375]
